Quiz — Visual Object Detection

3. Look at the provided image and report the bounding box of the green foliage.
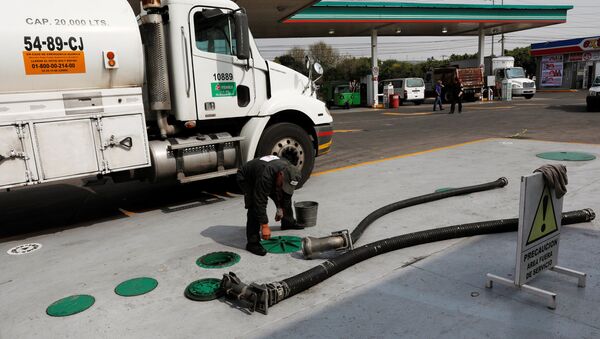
[273,42,533,84]
[308,41,340,69]
[273,54,305,74]
[448,53,478,62]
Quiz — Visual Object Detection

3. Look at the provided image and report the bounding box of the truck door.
[190,8,255,120]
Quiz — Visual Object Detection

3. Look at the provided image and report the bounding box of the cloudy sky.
[255,0,598,61]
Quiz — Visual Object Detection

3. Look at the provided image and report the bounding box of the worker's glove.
[261,224,271,240]
[275,208,284,222]
[534,164,568,199]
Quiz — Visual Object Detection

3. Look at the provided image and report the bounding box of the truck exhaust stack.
[141,13,173,138]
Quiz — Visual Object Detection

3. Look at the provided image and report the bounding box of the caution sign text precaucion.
[23,51,86,75]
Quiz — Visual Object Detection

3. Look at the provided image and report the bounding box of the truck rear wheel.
[256,123,315,187]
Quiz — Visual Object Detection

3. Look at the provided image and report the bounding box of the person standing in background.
[449,78,463,114]
[433,80,444,111]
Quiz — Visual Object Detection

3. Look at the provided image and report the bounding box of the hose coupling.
[302,229,353,259]
[583,208,596,221]
[498,177,509,187]
[220,272,288,315]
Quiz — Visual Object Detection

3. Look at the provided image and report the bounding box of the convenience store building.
[531,36,600,89]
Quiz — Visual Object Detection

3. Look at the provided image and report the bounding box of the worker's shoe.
[281,222,305,230]
[246,242,267,256]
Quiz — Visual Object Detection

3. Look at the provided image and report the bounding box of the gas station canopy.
[240,1,572,38]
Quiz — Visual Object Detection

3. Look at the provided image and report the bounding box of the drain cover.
[46,295,95,317]
[184,278,222,301]
[115,277,158,297]
[7,243,42,255]
[196,251,240,269]
[261,236,302,254]
[536,152,596,161]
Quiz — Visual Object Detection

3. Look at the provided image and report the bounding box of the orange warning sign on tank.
[23,51,86,75]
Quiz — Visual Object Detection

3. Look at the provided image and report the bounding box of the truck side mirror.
[234,11,250,60]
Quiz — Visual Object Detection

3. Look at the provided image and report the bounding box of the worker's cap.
[282,165,302,195]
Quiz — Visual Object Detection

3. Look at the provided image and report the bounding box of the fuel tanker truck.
[0,0,333,191]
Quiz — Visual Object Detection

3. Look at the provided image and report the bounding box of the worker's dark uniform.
[236,157,297,244]
[449,81,463,114]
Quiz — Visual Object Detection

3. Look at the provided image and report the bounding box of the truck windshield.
[406,78,424,87]
[594,76,600,86]
[506,68,526,79]
[335,85,350,94]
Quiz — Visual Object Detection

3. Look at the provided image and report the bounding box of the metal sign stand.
[486,267,586,310]
[486,172,586,309]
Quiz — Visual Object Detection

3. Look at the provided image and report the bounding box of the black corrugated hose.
[277,209,595,302]
[350,177,509,244]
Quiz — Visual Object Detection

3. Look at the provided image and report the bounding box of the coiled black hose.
[350,177,508,244]
[279,209,594,301]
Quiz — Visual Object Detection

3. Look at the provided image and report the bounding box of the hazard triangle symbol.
[527,185,558,245]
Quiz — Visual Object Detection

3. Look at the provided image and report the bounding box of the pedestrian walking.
[449,78,463,114]
[433,80,444,111]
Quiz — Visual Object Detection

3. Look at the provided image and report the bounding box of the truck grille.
[523,83,535,88]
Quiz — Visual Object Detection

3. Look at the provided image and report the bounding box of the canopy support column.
[478,25,485,68]
[371,29,378,108]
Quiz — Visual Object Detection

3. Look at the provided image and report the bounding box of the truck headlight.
[512,83,522,89]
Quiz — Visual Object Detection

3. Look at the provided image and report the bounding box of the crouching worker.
[236,155,303,256]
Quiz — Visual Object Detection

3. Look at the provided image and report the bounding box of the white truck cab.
[0,0,332,190]
[586,76,600,112]
[493,57,536,99]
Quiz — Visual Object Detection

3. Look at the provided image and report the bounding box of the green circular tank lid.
[536,152,596,161]
[196,251,241,269]
[435,187,455,193]
[261,236,302,254]
[46,294,95,317]
[115,277,158,297]
[184,278,223,301]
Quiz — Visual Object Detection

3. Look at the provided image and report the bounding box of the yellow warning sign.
[23,51,86,75]
[526,186,558,245]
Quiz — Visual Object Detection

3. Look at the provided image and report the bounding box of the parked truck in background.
[492,56,536,99]
[425,67,484,101]
[0,0,333,191]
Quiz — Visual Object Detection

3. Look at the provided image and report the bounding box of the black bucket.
[294,201,319,227]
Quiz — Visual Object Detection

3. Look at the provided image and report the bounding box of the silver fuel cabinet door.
[98,114,149,172]
[0,124,38,187]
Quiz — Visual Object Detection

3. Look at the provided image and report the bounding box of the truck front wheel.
[256,123,315,187]
[524,94,534,99]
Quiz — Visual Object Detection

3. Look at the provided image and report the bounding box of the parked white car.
[381,78,426,105]
[587,76,600,112]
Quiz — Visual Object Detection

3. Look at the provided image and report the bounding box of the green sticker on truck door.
[211,82,237,97]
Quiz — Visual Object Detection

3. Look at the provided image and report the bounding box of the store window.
[194,11,237,56]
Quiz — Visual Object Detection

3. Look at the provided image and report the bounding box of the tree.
[448,53,477,62]
[273,54,305,74]
[273,46,308,74]
[379,59,418,80]
[308,41,340,69]
[289,47,307,65]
